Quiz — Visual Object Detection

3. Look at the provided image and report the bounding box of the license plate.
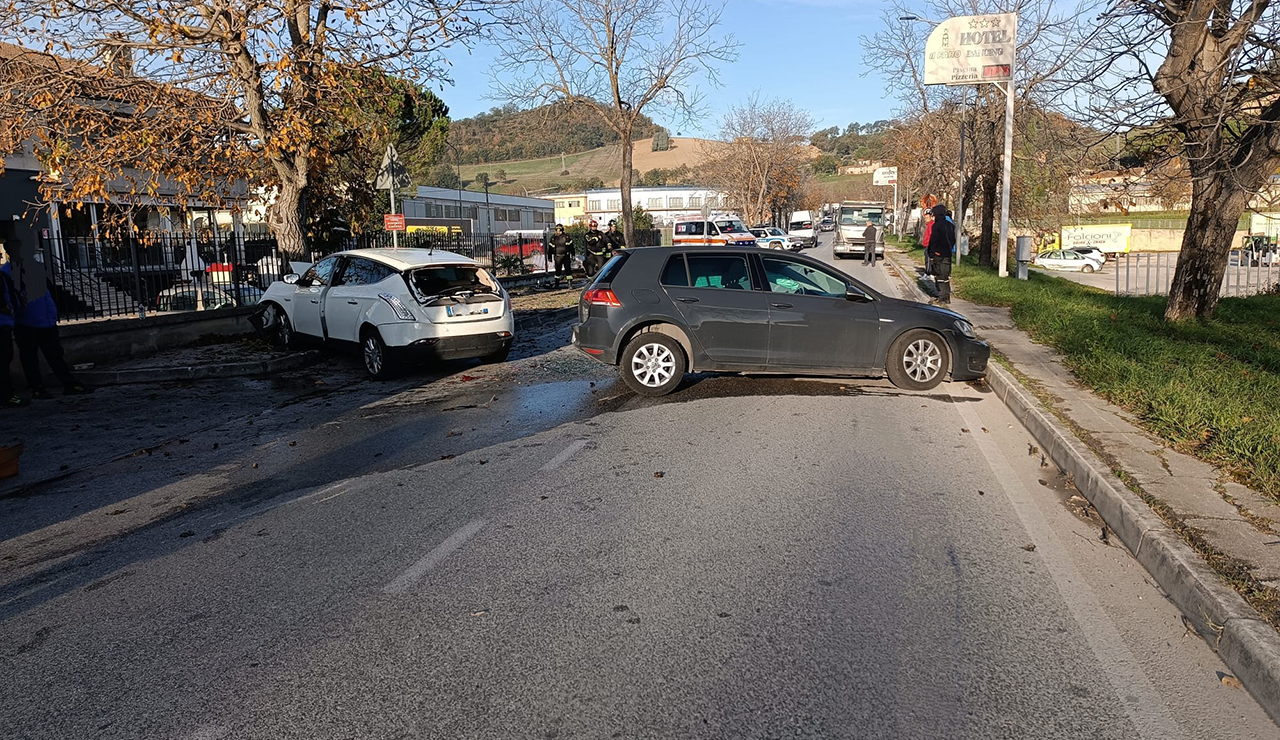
[446,305,490,317]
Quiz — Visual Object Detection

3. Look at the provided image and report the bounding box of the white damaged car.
[258,249,514,379]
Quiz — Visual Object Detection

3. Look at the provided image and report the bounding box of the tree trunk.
[270,180,307,259]
[620,129,636,248]
[978,170,997,267]
[1165,175,1249,320]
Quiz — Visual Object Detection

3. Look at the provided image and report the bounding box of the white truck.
[833,201,886,260]
[786,210,817,249]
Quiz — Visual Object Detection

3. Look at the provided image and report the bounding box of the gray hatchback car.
[571,247,989,396]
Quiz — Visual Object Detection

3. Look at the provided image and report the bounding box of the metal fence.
[39,227,664,321]
[1113,249,1280,297]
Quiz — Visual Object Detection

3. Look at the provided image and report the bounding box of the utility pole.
[997,78,1014,277]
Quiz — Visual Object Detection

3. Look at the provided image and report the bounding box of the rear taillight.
[583,288,622,307]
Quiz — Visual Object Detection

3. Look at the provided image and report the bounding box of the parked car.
[154,284,263,312]
[259,248,514,379]
[571,247,989,396]
[749,226,797,251]
[1033,249,1104,273]
[1070,247,1109,264]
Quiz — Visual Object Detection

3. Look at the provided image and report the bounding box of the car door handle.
[347,300,359,305]
[309,299,319,304]
[675,297,699,303]
[771,302,793,309]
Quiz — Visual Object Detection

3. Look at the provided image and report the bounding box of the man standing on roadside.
[0,258,23,408]
[921,210,935,276]
[584,220,606,276]
[549,224,574,284]
[862,221,878,267]
[926,203,955,304]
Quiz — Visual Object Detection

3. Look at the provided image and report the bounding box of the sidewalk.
[882,247,1280,718]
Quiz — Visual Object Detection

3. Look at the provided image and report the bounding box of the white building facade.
[584,186,733,227]
[401,186,555,235]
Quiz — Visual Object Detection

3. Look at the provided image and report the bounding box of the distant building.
[400,187,555,235]
[584,186,732,227]
[553,193,587,225]
[1068,170,1190,214]
[839,160,884,176]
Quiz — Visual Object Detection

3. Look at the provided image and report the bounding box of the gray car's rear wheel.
[621,333,686,397]
[886,329,950,391]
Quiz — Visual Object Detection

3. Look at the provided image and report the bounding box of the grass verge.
[890,236,1280,502]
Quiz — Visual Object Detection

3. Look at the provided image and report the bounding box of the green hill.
[449,103,662,165]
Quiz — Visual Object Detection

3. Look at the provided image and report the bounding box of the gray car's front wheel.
[886,329,950,391]
[620,333,686,397]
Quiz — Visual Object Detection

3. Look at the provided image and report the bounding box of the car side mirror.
[846,286,872,303]
[284,273,300,285]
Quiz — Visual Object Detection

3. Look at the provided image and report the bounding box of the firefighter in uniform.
[584,220,607,276]
[549,224,574,283]
[605,219,626,256]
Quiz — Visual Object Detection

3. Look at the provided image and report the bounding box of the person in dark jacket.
[14,278,88,398]
[862,222,879,266]
[584,220,606,276]
[926,203,956,304]
[605,219,626,254]
[0,262,23,408]
[549,224,574,283]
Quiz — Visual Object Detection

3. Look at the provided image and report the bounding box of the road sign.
[384,213,406,231]
[375,144,412,190]
[873,166,897,186]
[923,13,1017,86]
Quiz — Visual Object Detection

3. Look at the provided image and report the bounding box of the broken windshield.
[409,265,500,301]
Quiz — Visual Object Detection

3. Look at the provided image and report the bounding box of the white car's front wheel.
[265,303,293,349]
[1082,264,1096,274]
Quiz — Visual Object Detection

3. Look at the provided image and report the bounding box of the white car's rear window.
[410,265,499,298]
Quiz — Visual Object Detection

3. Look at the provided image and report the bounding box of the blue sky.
[432,0,900,138]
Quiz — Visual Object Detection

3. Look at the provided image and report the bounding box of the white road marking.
[315,486,352,504]
[954,400,1183,740]
[383,520,486,594]
[540,438,589,472]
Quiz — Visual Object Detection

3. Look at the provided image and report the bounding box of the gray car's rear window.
[661,255,689,287]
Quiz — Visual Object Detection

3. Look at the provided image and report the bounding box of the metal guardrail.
[1113,250,1280,297]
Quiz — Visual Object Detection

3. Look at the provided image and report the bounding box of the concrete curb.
[883,247,1280,722]
[77,350,321,386]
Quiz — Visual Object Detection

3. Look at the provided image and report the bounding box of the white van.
[787,210,817,249]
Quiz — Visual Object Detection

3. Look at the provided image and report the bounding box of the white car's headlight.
[379,292,416,321]
[953,319,976,339]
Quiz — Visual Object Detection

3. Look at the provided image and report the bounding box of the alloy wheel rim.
[364,337,382,375]
[631,343,676,388]
[274,307,290,345]
[903,339,942,383]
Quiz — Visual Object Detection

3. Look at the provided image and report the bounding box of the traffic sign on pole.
[384,213,406,231]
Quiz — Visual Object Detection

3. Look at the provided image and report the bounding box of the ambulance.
[671,213,759,247]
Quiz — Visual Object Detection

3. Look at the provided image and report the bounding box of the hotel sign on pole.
[923,13,1016,86]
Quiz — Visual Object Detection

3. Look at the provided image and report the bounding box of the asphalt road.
[1,231,1277,738]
